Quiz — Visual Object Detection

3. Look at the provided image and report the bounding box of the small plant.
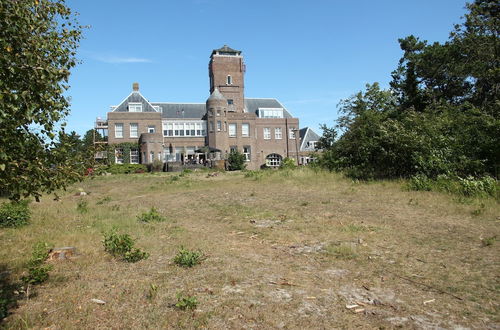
[22,242,53,285]
[168,175,181,183]
[111,205,120,211]
[76,199,88,214]
[471,203,486,216]
[0,200,30,228]
[175,292,198,310]
[180,169,192,176]
[150,159,164,172]
[137,207,166,223]
[96,196,112,205]
[146,283,159,301]
[299,201,309,207]
[481,235,496,247]
[173,246,203,268]
[103,229,149,263]
[324,243,357,260]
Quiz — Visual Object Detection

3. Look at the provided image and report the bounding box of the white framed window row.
[258,108,284,118]
[263,127,271,140]
[228,123,236,137]
[274,127,282,139]
[130,148,139,164]
[162,121,207,137]
[128,102,142,112]
[241,123,249,137]
[130,123,138,138]
[114,123,123,138]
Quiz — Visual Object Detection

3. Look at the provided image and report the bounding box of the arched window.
[227,75,232,85]
[266,153,282,167]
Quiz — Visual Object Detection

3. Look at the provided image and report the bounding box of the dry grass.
[0,168,499,329]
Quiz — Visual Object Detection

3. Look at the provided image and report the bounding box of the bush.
[150,160,164,172]
[103,229,149,262]
[173,247,203,268]
[407,174,432,191]
[0,200,30,228]
[76,199,88,214]
[280,157,297,170]
[227,150,246,171]
[22,242,53,285]
[457,176,498,198]
[137,207,166,223]
[106,164,147,175]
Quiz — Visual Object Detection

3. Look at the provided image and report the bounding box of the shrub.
[22,242,53,285]
[137,207,166,223]
[150,160,164,172]
[103,229,149,263]
[407,174,432,191]
[280,157,297,170]
[173,246,203,268]
[457,176,497,198]
[0,200,30,228]
[107,164,147,175]
[227,150,246,171]
[175,293,198,310]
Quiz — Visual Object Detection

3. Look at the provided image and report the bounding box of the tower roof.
[207,88,226,101]
[211,45,241,56]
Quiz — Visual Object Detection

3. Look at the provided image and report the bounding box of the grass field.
[0,169,498,329]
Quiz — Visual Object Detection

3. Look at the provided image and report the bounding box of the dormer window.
[227,75,232,85]
[129,102,142,112]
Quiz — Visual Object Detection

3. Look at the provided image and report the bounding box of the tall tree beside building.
[0,0,84,201]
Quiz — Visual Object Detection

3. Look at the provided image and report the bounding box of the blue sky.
[65,0,468,136]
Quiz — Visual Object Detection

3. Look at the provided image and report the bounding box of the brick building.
[101,45,319,170]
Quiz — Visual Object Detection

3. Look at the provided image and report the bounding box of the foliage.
[175,292,198,310]
[173,247,203,268]
[227,150,247,171]
[76,199,88,214]
[0,200,30,228]
[22,242,53,285]
[406,174,498,199]
[106,164,147,174]
[0,0,85,201]
[280,157,297,170]
[316,2,499,181]
[106,142,140,165]
[150,159,163,172]
[137,207,166,223]
[103,229,149,263]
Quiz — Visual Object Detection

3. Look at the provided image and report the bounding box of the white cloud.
[90,54,152,64]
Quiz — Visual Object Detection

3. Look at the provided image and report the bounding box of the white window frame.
[128,102,142,112]
[115,148,124,164]
[275,127,282,139]
[289,127,296,139]
[217,121,221,132]
[243,146,251,162]
[227,75,232,85]
[241,123,249,137]
[263,127,271,140]
[130,123,138,138]
[115,123,123,138]
[148,125,156,134]
[258,108,284,118]
[266,153,282,167]
[130,148,139,164]
[228,123,236,137]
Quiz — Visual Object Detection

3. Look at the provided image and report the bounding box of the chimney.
[132,82,139,91]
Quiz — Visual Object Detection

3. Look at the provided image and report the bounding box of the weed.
[137,207,166,223]
[299,201,309,207]
[103,229,149,263]
[340,224,368,233]
[173,247,203,268]
[0,200,30,228]
[111,205,120,211]
[175,292,198,310]
[168,175,180,183]
[22,242,53,285]
[457,176,497,198]
[481,236,496,247]
[146,284,159,301]
[324,243,357,260]
[96,196,112,205]
[76,199,88,214]
[244,170,263,180]
[471,203,486,216]
[180,169,192,176]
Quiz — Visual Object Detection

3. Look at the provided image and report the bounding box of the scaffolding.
[94,117,108,161]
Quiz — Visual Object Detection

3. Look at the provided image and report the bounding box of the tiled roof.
[212,45,241,55]
[112,91,158,113]
[299,127,321,151]
[244,98,293,118]
[152,103,206,119]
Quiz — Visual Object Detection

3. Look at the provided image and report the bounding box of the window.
[307,141,317,149]
[227,75,232,85]
[130,123,138,138]
[150,151,154,163]
[227,99,233,105]
[217,121,221,131]
[258,108,284,118]
[230,146,237,153]
[289,127,296,139]
[263,127,271,140]
[209,121,214,132]
[128,102,142,112]
[228,123,236,137]
[243,146,251,161]
[115,148,124,164]
[148,125,156,134]
[216,110,221,116]
[275,127,282,139]
[190,123,195,136]
[115,123,123,138]
[163,123,173,136]
[164,122,206,137]
[130,148,139,164]
[241,123,249,137]
[266,153,282,167]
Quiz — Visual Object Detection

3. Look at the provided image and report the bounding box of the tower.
[209,45,245,113]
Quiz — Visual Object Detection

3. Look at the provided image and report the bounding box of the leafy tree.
[227,150,247,171]
[0,0,83,201]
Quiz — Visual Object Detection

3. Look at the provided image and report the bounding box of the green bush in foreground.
[173,247,203,268]
[106,164,147,174]
[137,207,166,223]
[103,229,149,262]
[175,293,198,310]
[406,175,498,199]
[22,242,53,285]
[0,201,30,228]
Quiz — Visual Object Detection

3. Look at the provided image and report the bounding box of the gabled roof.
[152,103,206,119]
[245,98,294,118]
[112,91,158,113]
[207,88,226,101]
[299,127,321,151]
